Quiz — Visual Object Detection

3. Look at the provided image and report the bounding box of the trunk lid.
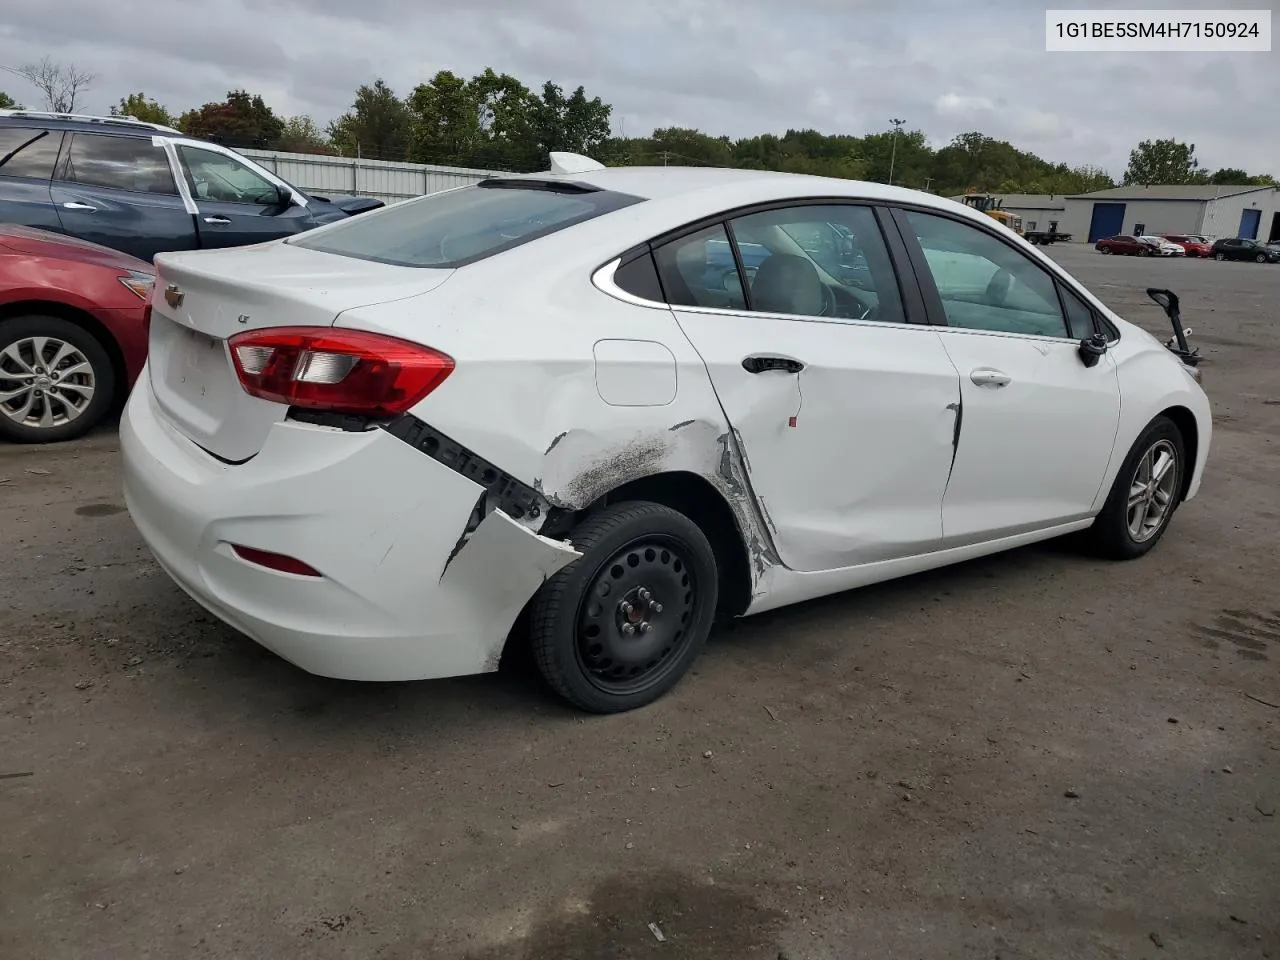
[147,242,454,463]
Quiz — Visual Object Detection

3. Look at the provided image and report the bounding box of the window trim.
[592,196,932,329]
[889,203,1120,344]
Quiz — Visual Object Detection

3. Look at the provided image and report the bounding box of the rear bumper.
[120,373,579,681]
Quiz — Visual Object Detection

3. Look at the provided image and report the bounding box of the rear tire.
[529,501,719,714]
[0,315,116,444]
[1086,416,1185,560]
[1099,247,1111,254]
[1215,252,1226,261]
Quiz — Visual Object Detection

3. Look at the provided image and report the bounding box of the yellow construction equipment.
[959,194,1023,234]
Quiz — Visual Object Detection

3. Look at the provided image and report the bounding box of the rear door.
[658,202,960,573]
[173,142,319,250]
[51,132,197,261]
[0,126,63,232]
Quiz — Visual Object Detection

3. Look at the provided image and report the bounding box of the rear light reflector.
[230,544,323,577]
[227,326,454,418]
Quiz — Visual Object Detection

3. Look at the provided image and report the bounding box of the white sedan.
[1140,235,1186,256]
[120,154,1212,713]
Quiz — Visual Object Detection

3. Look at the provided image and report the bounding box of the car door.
[173,143,318,250]
[50,132,198,261]
[657,203,960,573]
[892,207,1121,546]
[0,126,64,232]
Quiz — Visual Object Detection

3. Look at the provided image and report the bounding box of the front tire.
[0,315,116,443]
[1255,253,1266,263]
[1215,252,1226,261]
[1087,416,1185,560]
[529,502,719,713]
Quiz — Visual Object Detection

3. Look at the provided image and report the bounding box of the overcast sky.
[1,0,1276,177]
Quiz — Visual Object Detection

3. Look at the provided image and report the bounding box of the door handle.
[742,356,805,374]
[202,216,232,224]
[970,368,1011,388]
[61,201,96,211]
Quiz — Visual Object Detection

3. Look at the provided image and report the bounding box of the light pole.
[888,117,905,185]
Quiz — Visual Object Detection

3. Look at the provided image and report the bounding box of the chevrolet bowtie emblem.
[164,284,184,309]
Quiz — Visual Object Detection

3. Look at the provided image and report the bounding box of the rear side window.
[653,223,748,311]
[291,181,643,268]
[613,250,664,301]
[0,128,62,180]
[62,133,177,195]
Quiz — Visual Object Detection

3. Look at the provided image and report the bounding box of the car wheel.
[1087,415,1185,560]
[529,501,719,713]
[1099,246,1111,254]
[0,315,116,444]
[1139,247,1151,256]
[1214,252,1226,261]
[1255,253,1266,263]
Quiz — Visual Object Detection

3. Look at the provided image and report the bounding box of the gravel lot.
[2,243,1278,960]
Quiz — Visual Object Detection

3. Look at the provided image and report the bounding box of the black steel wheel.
[529,501,719,713]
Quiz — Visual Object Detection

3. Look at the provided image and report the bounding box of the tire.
[1139,247,1151,256]
[1215,252,1226,261]
[1099,246,1111,254]
[0,315,116,443]
[529,501,719,713]
[1256,253,1266,263]
[1086,415,1186,560]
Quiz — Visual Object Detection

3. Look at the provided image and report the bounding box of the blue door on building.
[1239,208,1261,240]
[1087,203,1126,243]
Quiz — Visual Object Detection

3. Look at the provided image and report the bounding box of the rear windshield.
[289,180,643,268]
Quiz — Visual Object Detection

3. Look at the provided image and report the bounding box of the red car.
[1161,233,1212,257]
[0,224,153,443]
[1094,235,1157,256]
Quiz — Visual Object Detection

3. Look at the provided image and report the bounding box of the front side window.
[292,181,643,268]
[1059,285,1098,340]
[178,145,280,205]
[0,128,61,180]
[728,204,905,323]
[903,209,1069,338]
[62,134,177,195]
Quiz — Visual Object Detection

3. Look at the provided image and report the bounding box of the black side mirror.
[1078,332,1109,368]
[1146,287,1180,323]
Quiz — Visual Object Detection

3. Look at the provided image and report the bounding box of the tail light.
[228,326,454,418]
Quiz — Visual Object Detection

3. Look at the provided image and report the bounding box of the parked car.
[0,110,384,263]
[120,156,1211,713]
[1162,233,1212,257]
[1139,235,1185,257]
[1211,237,1280,263]
[0,223,152,442]
[1095,235,1152,255]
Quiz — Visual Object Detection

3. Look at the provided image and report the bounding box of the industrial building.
[1061,184,1280,244]
[949,193,1067,233]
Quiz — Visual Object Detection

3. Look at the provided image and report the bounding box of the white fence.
[239,149,504,204]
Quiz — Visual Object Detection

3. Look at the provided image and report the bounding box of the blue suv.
[0,110,384,262]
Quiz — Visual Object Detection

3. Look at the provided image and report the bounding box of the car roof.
[0,110,178,137]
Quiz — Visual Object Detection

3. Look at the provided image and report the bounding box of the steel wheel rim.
[0,336,96,429]
[1126,439,1178,543]
[574,534,700,696]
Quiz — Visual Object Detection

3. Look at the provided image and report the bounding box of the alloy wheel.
[0,336,97,430]
[1126,439,1179,543]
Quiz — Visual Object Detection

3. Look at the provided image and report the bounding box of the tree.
[1123,138,1205,185]
[178,91,285,149]
[527,81,611,165]
[329,79,411,160]
[407,71,483,164]
[110,92,173,127]
[0,91,19,109]
[10,57,94,113]
[276,115,332,155]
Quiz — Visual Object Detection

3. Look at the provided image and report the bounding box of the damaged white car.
[121,153,1212,713]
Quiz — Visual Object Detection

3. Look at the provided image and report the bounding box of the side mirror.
[1146,287,1180,323]
[1078,332,1109,368]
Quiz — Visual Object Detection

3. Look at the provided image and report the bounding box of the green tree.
[0,91,19,109]
[1123,138,1205,185]
[407,70,482,164]
[110,92,172,127]
[526,81,612,165]
[178,90,285,149]
[328,79,411,161]
[276,115,332,155]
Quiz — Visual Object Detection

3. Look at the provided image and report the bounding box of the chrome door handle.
[62,201,96,211]
[970,368,1011,388]
[202,216,232,224]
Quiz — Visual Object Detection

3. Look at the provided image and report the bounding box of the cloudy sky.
[1,0,1276,177]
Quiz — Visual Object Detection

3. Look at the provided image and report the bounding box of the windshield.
[290,180,643,268]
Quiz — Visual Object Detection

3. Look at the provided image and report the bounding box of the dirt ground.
[2,244,1278,960]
